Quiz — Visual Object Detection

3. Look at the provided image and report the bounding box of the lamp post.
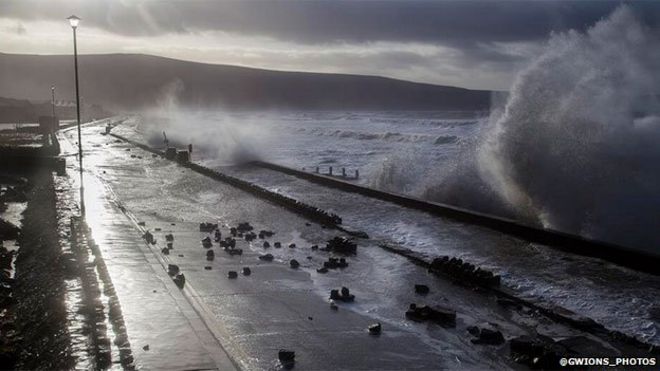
[50,86,56,121]
[68,15,82,172]
[68,15,85,214]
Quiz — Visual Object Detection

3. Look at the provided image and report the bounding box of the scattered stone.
[242,267,251,276]
[405,303,456,327]
[199,222,218,232]
[137,221,145,226]
[311,245,318,250]
[368,323,382,335]
[274,242,282,248]
[230,227,237,236]
[227,271,238,279]
[509,335,561,368]
[173,273,185,288]
[142,231,155,244]
[237,222,253,232]
[429,256,500,287]
[142,345,149,351]
[178,254,184,257]
[415,284,430,295]
[262,241,270,248]
[278,349,295,367]
[154,228,162,232]
[167,264,180,276]
[330,287,355,302]
[317,267,328,274]
[288,243,296,248]
[259,254,274,261]
[201,236,213,248]
[259,230,274,237]
[470,327,505,345]
[214,230,222,242]
[165,233,174,242]
[227,248,243,256]
[323,257,348,269]
[305,222,311,226]
[161,247,170,255]
[324,237,357,255]
[290,259,300,269]
[206,250,215,261]
[330,300,338,310]
[204,266,212,270]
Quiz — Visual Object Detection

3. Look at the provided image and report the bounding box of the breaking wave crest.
[475,6,660,251]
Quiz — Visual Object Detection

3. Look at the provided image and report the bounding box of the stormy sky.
[1,0,658,90]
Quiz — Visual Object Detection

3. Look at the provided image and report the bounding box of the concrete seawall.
[251,161,660,276]
[105,132,659,275]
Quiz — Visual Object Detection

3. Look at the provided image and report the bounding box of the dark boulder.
[227,271,238,279]
[274,242,282,248]
[290,259,300,269]
[227,248,243,256]
[259,254,274,261]
[262,241,270,248]
[206,250,215,261]
[471,327,505,345]
[330,287,355,302]
[167,264,180,276]
[278,349,295,367]
[173,273,185,288]
[201,237,213,248]
[199,222,218,232]
[242,267,251,276]
[237,222,253,232]
[288,243,296,248]
[405,304,456,326]
[368,323,382,335]
[324,237,357,255]
[142,231,155,244]
[316,267,328,274]
[161,247,170,255]
[414,284,430,295]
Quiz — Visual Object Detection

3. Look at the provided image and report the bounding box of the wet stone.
[258,254,274,261]
[173,273,185,288]
[415,284,430,295]
[368,323,382,335]
[471,327,505,345]
[167,264,180,276]
[278,349,295,367]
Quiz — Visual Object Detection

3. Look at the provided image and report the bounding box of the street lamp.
[68,15,84,214]
[68,15,82,172]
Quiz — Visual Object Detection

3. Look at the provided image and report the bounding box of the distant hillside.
[0,53,492,111]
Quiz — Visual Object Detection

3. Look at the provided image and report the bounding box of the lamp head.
[67,15,80,28]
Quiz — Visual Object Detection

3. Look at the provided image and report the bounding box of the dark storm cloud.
[2,0,659,45]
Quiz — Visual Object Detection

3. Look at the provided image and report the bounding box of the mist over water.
[140,80,269,165]
[475,6,660,251]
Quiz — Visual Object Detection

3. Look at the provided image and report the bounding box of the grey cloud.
[2,0,658,45]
